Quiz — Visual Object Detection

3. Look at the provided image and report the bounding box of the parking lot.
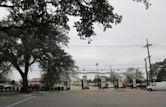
[0,87,166,107]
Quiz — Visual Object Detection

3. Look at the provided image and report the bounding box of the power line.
[77,64,145,67]
[68,44,144,48]
[66,44,166,50]
[26,66,146,72]
[69,44,166,47]
[153,44,166,48]
[77,67,146,71]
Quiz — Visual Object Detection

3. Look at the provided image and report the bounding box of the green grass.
[0,91,19,97]
[0,91,68,97]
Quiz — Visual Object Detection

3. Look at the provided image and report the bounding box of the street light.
[83,69,86,76]
[96,63,99,76]
[95,63,99,87]
[109,66,113,83]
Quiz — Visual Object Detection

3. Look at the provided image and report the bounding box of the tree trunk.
[20,73,30,93]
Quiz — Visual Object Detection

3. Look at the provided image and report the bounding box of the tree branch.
[82,0,90,5]
[0,4,14,8]
[0,26,23,35]
[29,58,36,66]
[7,52,24,76]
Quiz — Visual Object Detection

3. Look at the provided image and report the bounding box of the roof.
[29,78,42,82]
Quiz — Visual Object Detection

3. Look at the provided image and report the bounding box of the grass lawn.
[0,91,19,97]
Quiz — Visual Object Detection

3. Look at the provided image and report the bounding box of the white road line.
[6,96,36,107]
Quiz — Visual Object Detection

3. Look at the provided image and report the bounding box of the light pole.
[96,63,98,76]
[83,69,86,76]
[109,66,113,83]
[96,63,99,87]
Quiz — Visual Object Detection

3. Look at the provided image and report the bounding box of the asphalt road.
[1,87,166,107]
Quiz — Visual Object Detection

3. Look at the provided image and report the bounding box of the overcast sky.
[66,0,166,72]
[1,0,166,80]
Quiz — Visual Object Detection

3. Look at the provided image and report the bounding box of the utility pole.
[144,38,153,83]
[144,58,149,86]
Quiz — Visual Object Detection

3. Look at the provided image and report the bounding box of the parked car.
[0,83,4,89]
[104,82,114,88]
[0,83,14,90]
[147,82,166,91]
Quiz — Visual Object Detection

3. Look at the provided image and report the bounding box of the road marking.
[6,96,36,107]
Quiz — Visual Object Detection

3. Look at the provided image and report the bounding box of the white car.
[147,82,166,91]
[106,82,114,88]
[0,83,14,89]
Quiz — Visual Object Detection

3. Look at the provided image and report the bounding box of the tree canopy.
[0,62,11,82]
[124,68,144,83]
[0,0,123,40]
[152,59,166,82]
[40,46,75,89]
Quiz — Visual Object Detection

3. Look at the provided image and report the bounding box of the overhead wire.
[68,43,166,47]
[68,44,145,48]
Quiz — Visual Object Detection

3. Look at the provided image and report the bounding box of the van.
[147,82,166,91]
